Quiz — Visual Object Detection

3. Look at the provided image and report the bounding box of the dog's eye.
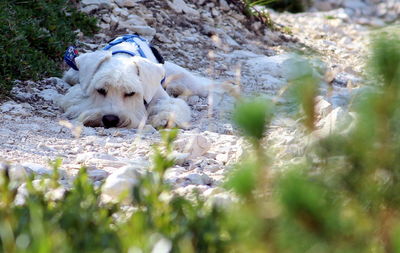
[97,88,107,96]
[124,91,136,97]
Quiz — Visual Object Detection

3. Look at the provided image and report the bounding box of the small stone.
[114,0,137,8]
[164,166,186,184]
[102,15,111,23]
[130,26,156,38]
[175,135,211,159]
[0,101,31,117]
[101,164,146,203]
[45,187,66,201]
[87,169,109,181]
[39,89,60,102]
[142,124,157,134]
[187,95,199,105]
[7,165,29,183]
[216,153,229,164]
[315,96,332,117]
[186,173,211,185]
[126,14,148,26]
[314,1,333,11]
[167,0,199,16]
[81,5,98,14]
[170,152,190,166]
[155,33,173,43]
[206,192,236,207]
[219,0,230,11]
[22,163,52,176]
[315,107,352,137]
[81,0,112,9]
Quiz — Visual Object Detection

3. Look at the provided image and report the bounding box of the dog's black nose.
[102,114,120,128]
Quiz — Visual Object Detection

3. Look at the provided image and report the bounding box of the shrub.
[246,0,312,12]
[0,0,98,98]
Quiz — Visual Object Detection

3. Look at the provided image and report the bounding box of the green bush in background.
[245,0,312,13]
[0,0,98,98]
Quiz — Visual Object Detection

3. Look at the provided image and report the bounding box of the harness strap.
[64,34,166,85]
[112,50,136,57]
[103,34,147,58]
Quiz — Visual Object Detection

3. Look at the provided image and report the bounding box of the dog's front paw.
[147,98,191,128]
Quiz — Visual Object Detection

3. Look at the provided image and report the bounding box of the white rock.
[315,107,353,137]
[0,101,31,117]
[223,34,240,47]
[99,23,110,30]
[45,187,66,201]
[187,95,199,105]
[343,0,367,10]
[246,54,292,80]
[141,124,157,134]
[16,179,67,202]
[81,0,112,9]
[206,192,236,207]
[164,166,186,184]
[0,165,28,185]
[170,152,190,166]
[186,173,211,185]
[102,15,111,23]
[314,1,333,11]
[0,127,13,137]
[315,96,332,117]
[219,0,230,11]
[87,169,109,181]
[175,135,211,159]
[110,14,119,26]
[47,77,71,90]
[216,153,229,164]
[119,8,130,18]
[126,14,148,26]
[39,89,60,102]
[114,0,137,8]
[130,26,156,38]
[118,19,156,39]
[101,163,146,203]
[167,0,199,16]
[81,5,98,13]
[151,237,172,253]
[22,163,52,176]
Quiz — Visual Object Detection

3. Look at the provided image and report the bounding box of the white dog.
[59,35,211,129]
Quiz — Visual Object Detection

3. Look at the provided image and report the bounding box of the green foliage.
[246,0,312,13]
[0,0,98,98]
[1,34,400,252]
[0,130,235,252]
[233,97,274,140]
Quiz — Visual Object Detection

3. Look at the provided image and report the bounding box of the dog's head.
[72,51,165,128]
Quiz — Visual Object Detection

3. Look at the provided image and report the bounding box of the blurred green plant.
[0,0,98,99]
[246,0,312,13]
[1,33,400,252]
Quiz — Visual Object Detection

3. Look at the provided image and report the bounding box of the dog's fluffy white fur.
[59,41,211,128]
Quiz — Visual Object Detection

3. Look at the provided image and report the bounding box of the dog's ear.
[133,57,165,104]
[75,51,112,94]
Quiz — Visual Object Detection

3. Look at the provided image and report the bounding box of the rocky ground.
[0,0,399,202]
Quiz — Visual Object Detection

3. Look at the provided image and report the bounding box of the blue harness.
[103,34,148,57]
[64,34,165,84]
